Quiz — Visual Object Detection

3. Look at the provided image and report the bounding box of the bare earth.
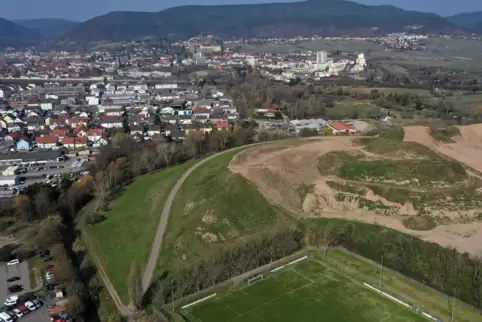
[229,135,482,258]
[404,124,482,174]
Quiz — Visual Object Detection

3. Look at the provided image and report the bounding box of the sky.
[4,0,482,22]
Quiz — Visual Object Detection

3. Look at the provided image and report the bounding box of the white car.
[6,259,19,266]
[12,308,23,318]
[4,295,18,306]
[24,301,36,311]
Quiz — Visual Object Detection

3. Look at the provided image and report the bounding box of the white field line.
[181,293,217,310]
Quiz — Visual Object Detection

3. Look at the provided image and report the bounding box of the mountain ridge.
[446,11,482,29]
[64,0,461,42]
[0,17,44,47]
[14,18,80,39]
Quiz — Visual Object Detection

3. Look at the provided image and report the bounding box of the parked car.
[45,283,55,291]
[7,285,22,293]
[44,264,54,270]
[24,301,36,311]
[32,299,42,308]
[12,308,23,318]
[17,305,29,314]
[4,296,18,306]
[6,277,20,283]
[0,305,8,312]
[6,259,19,266]
[41,255,52,262]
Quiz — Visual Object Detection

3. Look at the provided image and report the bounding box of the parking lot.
[0,262,50,321]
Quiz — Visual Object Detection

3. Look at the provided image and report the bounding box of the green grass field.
[159,149,291,271]
[185,256,427,322]
[85,160,197,302]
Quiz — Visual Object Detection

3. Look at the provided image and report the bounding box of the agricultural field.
[84,160,197,302]
[158,148,292,271]
[183,251,432,322]
[226,39,386,53]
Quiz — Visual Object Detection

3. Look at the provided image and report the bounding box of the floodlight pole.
[171,279,175,311]
[379,255,384,289]
[451,288,456,322]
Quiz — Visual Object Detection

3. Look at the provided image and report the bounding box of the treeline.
[229,73,482,120]
[139,215,482,312]
[147,228,303,308]
[86,121,261,220]
[0,176,99,321]
[302,218,482,311]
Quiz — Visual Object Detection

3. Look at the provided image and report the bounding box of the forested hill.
[14,19,80,39]
[0,18,44,47]
[64,0,459,42]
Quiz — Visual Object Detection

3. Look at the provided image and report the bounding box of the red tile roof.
[216,121,229,129]
[61,137,88,145]
[35,136,58,144]
[328,122,355,131]
[53,129,69,137]
[87,128,103,136]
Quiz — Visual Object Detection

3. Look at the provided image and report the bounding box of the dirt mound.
[229,136,482,257]
[404,124,482,174]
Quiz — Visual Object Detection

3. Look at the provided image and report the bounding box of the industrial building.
[2,166,19,176]
[0,175,20,186]
[0,151,64,166]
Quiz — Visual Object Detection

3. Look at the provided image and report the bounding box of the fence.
[336,247,482,315]
[164,247,482,316]
[162,249,310,311]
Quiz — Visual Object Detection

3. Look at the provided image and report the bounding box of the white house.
[40,103,53,110]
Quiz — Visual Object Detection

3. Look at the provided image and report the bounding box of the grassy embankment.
[158,148,292,272]
[85,160,197,303]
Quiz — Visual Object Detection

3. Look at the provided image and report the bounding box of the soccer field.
[184,258,428,322]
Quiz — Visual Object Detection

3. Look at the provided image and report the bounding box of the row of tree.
[130,215,482,313]
[303,218,482,311]
[148,228,303,308]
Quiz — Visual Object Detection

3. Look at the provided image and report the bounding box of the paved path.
[140,145,257,294]
[81,144,260,318]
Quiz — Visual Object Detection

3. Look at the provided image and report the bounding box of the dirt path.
[80,226,134,317]
[139,144,264,303]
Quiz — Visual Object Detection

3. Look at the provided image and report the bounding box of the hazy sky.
[4,0,482,21]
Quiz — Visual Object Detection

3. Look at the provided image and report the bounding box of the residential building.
[35,136,58,150]
[61,137,88,149]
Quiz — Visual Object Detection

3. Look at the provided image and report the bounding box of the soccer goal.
[248,274,264,285]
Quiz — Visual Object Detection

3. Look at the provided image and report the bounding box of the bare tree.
[322,223,343,260]
[53,258,74,284]
[129,262,144,310]
[34,188,52,219]
[156,143,176,167]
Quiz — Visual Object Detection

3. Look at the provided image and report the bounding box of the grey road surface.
[140,144,262,297]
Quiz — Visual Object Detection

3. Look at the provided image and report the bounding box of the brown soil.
[404,124,482,174]
[229,136,482,257]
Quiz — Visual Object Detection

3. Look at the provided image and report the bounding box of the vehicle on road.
[12,308,23,318]
[7,285,22,293]
[46,283,55,291]
[0,306,7,312]
[44,264,54,270]
[3,296,17,306]
[6,259,19,266]
[6,277,19,283]
[41,254,52,262]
